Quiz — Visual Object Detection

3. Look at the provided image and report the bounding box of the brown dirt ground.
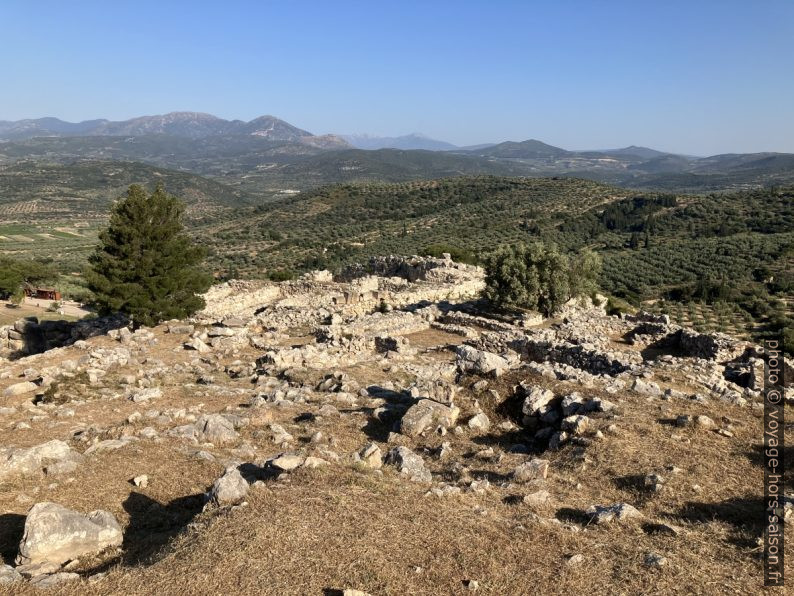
[0,323,791,595]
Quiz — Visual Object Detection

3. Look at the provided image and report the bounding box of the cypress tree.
[87,184,213,326]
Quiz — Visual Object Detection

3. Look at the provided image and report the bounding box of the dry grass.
[1,321,792,594]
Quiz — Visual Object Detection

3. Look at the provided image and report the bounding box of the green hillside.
[0,160,254,218]
[201,176,631,275]
[201,177,792,344]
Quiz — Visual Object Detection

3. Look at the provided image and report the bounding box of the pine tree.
[87,184,213,326]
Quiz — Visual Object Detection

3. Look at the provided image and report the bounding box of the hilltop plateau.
[0,255,791,593]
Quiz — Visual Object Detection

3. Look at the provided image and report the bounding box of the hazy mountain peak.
[0,112,344,145]
[342,133,458,151]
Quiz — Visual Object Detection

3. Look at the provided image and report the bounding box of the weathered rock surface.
[455,345,509,377]
[400,399,460,437]
[385,446,432,482]
[16,502,123,565]
[208,466,249,506]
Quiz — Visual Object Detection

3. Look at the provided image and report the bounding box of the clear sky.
[2,0,793,155]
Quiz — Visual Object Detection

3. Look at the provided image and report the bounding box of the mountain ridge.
[0,112,350,147]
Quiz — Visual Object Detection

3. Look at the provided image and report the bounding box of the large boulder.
[16,502,123,565]
[455,345,509,377]
[0,440,78,482]
[195,414,239,445]
[400,399,460,437]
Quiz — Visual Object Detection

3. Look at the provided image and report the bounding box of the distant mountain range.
[342,133,458,151]
[0,112,350,148]
[1,112,794,194]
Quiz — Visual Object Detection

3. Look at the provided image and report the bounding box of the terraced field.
[0,222,100,272]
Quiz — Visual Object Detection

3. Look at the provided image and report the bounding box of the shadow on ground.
[668,496,765,549]
[120,491,206,566]
[0,513,26,565]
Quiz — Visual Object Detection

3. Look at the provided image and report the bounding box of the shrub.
[267,270,295,282]
[423,243,479,265]
[483,242,601,316]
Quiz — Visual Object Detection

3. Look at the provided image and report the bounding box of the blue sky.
[2,0,793,154]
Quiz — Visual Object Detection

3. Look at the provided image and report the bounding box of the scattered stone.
[270,453,305,471]
[632,378,662,397]
[455,345,509,377]
[133,475,149,488]
[357,443,383,469]
[643,473,665,492]
[400,399,460,437]
[184,338,211,353]
[384,446,432,482]
[467,412,490,432]
[464,579,480,591]
[29,572,81,587]
[561,414,590,436]
[127,387,162,402]
[513,459,549,483]
[644,552,668,568]
[2,381,38,397]
[303,456,329,469]
[16,560,61,578]
[195,414,239,445]
[694,415,715,429]
[521,386,556,416]
[0,564,22,584]
[523,490,550,506]
[208,466,249,506]
[548,431,569,450]
[587,502,644,525]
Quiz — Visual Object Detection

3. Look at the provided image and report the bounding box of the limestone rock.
[385,446,432,482]
[521,386,556,417]
[586,502,643,525]
[270,453,305,471]
[195,414,239,445]
[184,338,211,353]
[2,381,38,397]
[208,466,249,506]
[467,412,490,432]
[400,399,460,437]
[455,345,509,377]
[561,414,590,436]
[1,440,78,481]
[17,502,123,566]
[127,387,162,403]
[0,564,22,584]
[513,459,549,483]
[30,572,81,587]
[631,378,662,397]
[358,443,383,469]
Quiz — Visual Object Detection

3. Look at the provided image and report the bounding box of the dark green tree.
[0,257,57,299]
[483,242,601,316]
[86,184,213,326]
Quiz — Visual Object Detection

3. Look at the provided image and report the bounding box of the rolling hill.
[0,160,253,218]
[465,139,569,159]
[342,133,458,151]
